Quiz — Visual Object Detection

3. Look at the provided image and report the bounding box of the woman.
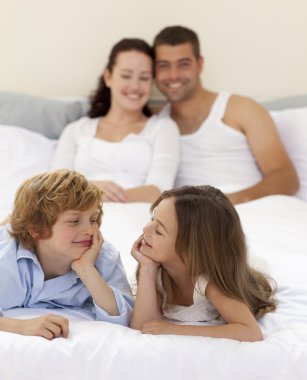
[52,38,180,202]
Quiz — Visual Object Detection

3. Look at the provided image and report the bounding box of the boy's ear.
[28,228,39,239]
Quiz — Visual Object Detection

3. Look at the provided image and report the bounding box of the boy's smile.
[73,239,92,248]
[35,203,100,279]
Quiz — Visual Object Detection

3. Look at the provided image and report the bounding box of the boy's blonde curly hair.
[10,169,103,252]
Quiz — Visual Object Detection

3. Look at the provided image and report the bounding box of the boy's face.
[36,203,101,267]
[154,42,203,103]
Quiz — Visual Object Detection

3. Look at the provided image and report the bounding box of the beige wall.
[1,0,306,100]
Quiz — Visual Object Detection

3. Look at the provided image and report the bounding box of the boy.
[0,169,133,339]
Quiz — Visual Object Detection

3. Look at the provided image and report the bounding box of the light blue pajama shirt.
[0,226,134,326]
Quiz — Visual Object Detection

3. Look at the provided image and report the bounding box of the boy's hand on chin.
[71,226,103,272]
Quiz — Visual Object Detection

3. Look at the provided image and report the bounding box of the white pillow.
[270,108,307,202]
[0,125,56,217]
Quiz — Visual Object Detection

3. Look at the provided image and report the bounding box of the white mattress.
[1,195,307,379]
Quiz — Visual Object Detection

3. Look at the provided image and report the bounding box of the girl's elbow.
[286,167,300,194]
[129,318,141,330]
[244,327,263,342]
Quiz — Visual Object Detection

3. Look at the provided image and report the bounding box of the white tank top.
[156,269,219,322]
[160,92,262,193]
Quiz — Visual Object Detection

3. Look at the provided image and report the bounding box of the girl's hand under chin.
[131,234,160,268]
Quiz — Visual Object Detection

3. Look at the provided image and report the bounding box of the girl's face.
[104,50,153,113]
[140,197,179,265]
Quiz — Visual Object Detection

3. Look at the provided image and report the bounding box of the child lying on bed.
[130,185,277,342]
[0,169,133,339]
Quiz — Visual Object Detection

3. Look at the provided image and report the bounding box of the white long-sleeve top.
[52,115,180,192]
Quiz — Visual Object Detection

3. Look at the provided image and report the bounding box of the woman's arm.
[92,182,160,203]
[125,185,161,203]
[144,117,180,192]
[119,118,180,203]
[51,121,81,169]
[130,236,162,329]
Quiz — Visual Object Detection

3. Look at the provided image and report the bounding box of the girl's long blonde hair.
[151,185,276,319]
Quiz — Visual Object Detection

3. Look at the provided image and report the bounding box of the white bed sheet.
[1,195,307,380]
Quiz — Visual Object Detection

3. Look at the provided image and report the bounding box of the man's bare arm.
[224,96,299,204]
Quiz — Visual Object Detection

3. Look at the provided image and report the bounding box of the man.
[153,26,299,204]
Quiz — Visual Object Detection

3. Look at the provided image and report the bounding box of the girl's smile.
[140,197,179,265]
[141,234,152,248]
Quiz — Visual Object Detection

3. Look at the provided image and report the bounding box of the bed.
[0,92,307,380]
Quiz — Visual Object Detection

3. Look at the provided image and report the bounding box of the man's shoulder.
[227,94,263,112]
[226,94,268,122]
[225,94,273,133]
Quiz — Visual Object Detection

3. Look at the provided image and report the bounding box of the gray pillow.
[261,94,307,110]
[0,92,88,139]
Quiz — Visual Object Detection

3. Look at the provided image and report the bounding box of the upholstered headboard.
[0,91,306,202]
[1,91,307,139]
[0,92,88,139]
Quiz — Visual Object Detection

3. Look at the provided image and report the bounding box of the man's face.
[154,42,203,103]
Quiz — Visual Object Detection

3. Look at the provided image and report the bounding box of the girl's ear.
[28,228,39,239]
[103,69,112,88]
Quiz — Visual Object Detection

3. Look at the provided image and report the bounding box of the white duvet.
[1,195,307,380]
[1,123,307,379]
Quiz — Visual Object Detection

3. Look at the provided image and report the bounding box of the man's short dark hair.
[153,25,200,59]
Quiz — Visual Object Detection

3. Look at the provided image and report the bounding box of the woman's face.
[105,50,153,113]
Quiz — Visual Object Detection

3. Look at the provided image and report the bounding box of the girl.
[130,185,276,341]
[52,38,180,203]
